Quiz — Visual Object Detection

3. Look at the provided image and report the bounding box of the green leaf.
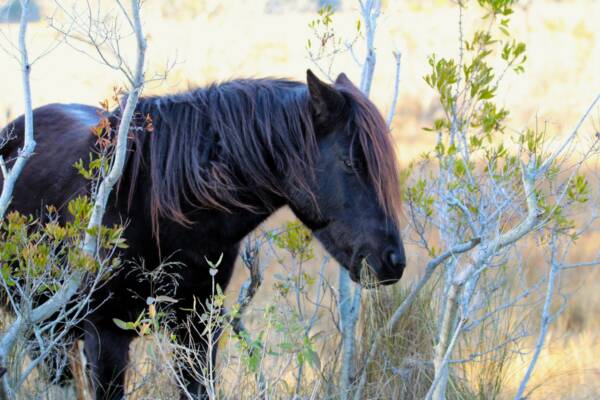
[113,318,136,331]
[305,348,321,371]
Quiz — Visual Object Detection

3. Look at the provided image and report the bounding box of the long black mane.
[122,77,400,231]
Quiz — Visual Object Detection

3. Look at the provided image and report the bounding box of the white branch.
[538,93,600,175]
[426,317,466,400]
[0,1,37,391]
[338,269,361,400]
[0,0,36,220]
[513,232,560,400]
[386,51,401,127]
[358,0,380,96]
[82,0,146,256]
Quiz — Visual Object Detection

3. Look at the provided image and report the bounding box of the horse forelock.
[338,85,402,223]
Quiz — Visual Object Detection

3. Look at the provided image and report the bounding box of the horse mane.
[122,77,401,232]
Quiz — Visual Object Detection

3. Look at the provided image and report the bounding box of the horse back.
[0,103,102,218]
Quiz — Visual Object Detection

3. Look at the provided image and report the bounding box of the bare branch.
[386,51,401,127]
[82,0,146,256]
[0,0,36,220]
[538,93,600,175]
[514,232,561,400]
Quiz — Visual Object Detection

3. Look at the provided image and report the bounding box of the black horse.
[0,70,406,399]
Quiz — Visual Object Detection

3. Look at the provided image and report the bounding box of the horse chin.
[347,260,402,288]
[347,262,380,288]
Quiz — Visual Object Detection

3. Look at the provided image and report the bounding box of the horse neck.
[155,198,285,255]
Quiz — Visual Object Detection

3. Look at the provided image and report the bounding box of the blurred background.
[1,0,599,398]
[1,0,598,158]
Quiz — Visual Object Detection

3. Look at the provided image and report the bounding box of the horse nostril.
[386,249,405,269]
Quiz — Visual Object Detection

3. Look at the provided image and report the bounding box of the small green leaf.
[113,318,135,331]
[305,348,321,371]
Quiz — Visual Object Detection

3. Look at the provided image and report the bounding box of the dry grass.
[1,0,600,398]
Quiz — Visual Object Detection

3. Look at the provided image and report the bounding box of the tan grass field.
[1,0,600,398]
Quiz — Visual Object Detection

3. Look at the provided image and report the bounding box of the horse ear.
[335,72,353,87]
[306,69,345,125]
